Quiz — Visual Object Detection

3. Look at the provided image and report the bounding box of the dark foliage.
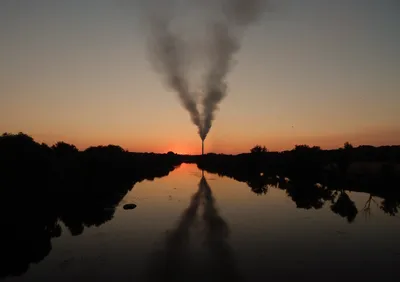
[331,191,358,223]
[0,132,181,279]
[1,133,400,278]
[195,143,400,222]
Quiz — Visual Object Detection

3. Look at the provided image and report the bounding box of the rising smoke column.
[147,0,266,141]
[148,13,202,135]
[200,0,266,140]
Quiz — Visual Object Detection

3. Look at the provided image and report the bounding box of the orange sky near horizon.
[1,1,399,155]
[24,125,400,155]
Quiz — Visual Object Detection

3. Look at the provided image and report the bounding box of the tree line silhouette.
[0,132,181,279]
[194,143,400,223]
[1,132,399,279]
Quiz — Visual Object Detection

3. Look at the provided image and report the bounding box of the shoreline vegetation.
[1,132,399,279]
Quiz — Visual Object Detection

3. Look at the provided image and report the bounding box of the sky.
[1,0,399,154]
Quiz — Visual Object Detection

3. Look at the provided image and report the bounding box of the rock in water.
[123,203,137,210]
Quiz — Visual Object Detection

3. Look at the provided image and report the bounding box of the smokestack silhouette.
[202,140,204,155]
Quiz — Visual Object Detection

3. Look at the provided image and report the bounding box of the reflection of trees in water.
[57,178,132,236]
[146,174,241,282]
[0,133,180,279]
[361,194,378,219]
[284,181,334,210]
[360,193,400,218]
[2,133,400,278]
[246,177,268,195]
[245,174,290,195]
[201,160,400,223]
[197,145,400,222]
[282,179,400,222]
[1,174,173,279]
[1,177,142,279]
[330,191,358,223]
[380,197,400,216]
[1,212,61,278]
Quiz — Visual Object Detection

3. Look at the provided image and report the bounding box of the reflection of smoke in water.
[145,187,202,282]
[200,175,243,282]
[145,174,241,282]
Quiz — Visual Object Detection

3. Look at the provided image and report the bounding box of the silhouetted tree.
[52,141,78,156]
[293,144,310,151]
[344,142,353,150]
[250,145,267,154]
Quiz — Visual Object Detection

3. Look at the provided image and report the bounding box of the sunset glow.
[1,1,399,153]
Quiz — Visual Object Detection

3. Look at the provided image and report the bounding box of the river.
[3,163,400,282]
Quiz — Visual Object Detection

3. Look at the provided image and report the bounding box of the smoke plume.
[148,0,266,141]
[148,14,202,135]
[200,0,265,140]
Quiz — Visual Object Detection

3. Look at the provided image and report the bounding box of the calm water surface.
[4,164,400,281]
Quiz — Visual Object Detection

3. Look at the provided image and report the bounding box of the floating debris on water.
[123,203,137,210]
